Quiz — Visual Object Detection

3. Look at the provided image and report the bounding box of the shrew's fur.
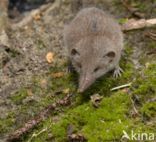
[64,7,123,92]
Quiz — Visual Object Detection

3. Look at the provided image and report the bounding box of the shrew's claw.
[113,66,123,78]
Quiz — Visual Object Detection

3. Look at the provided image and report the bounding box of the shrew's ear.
[106,51,115,58]
[71,48,80,56]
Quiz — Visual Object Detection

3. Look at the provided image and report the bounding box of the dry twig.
[7,94,72,142]
[130,97,139,117]
[122,18,156,31]
[28,128,48,142]
[110,83,132,91]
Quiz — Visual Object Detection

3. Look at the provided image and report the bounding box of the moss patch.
[10,88,28,105]
[22,55,156,142]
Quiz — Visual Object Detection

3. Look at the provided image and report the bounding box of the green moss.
[27,92,145,142]
[36,39,46,49]
[130,62,156,124]
[22,49,156,142]
[10,88,28,105]
[139,40,156,66]
[118,18,128,24]
[147,41,156,49]
[49,119,69,142]
[0,118,15,134]
[0,112,15,134]
[132,1,147,12]
[27,92,132,142]
[132,63,156,103]
[27,88,155,142]
[141,102,156,120]
[80,93,131,141]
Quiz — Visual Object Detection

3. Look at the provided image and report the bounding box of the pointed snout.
[78,74,95,93]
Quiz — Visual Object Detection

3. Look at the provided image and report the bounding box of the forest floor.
[0,0,156,142]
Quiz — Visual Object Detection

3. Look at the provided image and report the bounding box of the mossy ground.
[22,45,156,142]
[2,42,154,141]
[0,0,156,142]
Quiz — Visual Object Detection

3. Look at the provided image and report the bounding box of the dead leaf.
[40,79,47,88]
[90,94,103,108]
[51,72,64,78]
[27,89,33,96]
[46,52,54,63]
[33,13,41,21]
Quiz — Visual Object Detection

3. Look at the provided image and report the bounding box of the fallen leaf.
[40,79,47,88]
[33,13,41,21]
[90,94,103,108]
[46,52,54,63]
[27,89,33,96]
[51,72,64,78]
[145,62,150,68]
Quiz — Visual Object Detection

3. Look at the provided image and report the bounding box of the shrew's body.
[64,7,123,92]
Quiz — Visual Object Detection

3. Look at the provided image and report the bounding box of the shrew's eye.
[94,66,100,72]
[106,51,115,58]
[103,51,116,58]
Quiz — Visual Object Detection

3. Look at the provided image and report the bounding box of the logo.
[122,130,155,141]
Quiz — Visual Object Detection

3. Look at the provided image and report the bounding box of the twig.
[7,105,55,142]
[110,83,132,91]
[7,94,73,142]
[130,97,139,115]
[122,18,156,31]
[28,128,48,142]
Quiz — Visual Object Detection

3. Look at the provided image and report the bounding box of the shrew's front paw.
[113,66,123,78]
